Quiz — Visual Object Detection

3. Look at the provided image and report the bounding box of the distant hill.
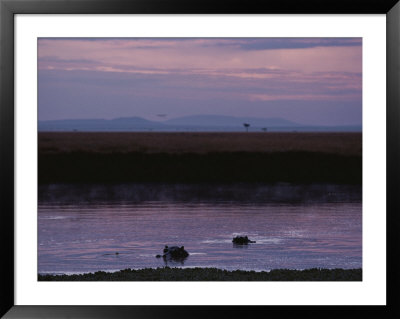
[162,115,361,132]
[164,114,300,127]
[38,115,361,132]
[38,117,166,131]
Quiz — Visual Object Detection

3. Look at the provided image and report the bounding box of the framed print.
[1,0,399,318]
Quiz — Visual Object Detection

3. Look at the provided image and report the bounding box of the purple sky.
[38,38,362,126]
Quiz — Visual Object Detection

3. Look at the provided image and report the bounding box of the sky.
[38,38,362,126]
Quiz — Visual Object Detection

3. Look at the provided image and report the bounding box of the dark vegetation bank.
[38,267,362,281]
[38,132,362,185]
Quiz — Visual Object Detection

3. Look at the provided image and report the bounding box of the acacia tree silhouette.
[243,123,250,132]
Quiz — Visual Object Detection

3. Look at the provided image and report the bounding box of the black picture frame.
[1,0,399,318]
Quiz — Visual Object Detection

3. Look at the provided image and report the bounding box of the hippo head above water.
[232,236,256,245]
[156,245,189,260]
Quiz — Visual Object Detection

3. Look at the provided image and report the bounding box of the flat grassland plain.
[38,132,362,281]
[38,132,362,185]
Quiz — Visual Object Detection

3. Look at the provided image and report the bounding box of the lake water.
[38,183,362,274]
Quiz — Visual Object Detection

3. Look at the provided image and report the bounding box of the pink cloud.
[38,38,361,74]
[249,93,361,102]
[38,38,362,107]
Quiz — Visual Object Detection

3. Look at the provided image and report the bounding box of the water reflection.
[39,182,361,205]
[232,244,249,249]
[162,257,188,267]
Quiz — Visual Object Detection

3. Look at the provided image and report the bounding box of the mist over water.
[38,183,362,274]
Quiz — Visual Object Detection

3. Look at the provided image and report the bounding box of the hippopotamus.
[232,236,256,245]
[156,245,189,260]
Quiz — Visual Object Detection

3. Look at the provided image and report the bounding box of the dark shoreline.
[38,267,362,281]
[38,151,361,184]
[38,132,362,185]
